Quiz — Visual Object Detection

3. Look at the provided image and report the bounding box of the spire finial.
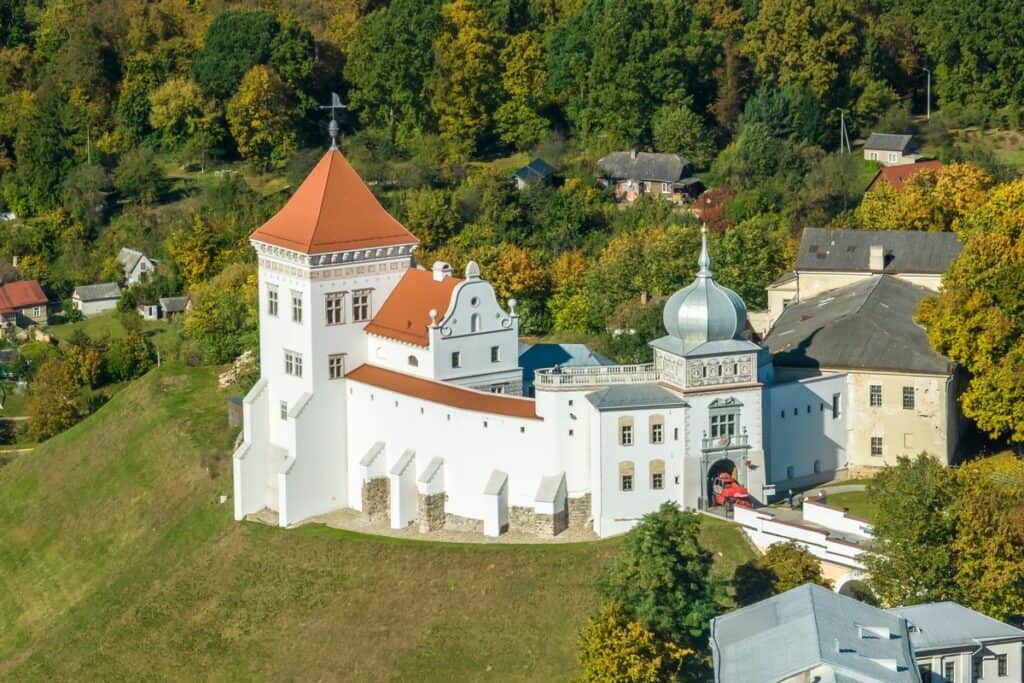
[319,92,346,150]
[698,223,712,277]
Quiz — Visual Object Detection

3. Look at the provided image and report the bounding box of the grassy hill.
[0,364,754,680]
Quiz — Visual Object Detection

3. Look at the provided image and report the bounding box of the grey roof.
[483,469,507,496]
[358,442,385,468]
[159,295,189,313]
[650,335,761,358]
[417,456,443,485]
[389,449,415,477]
[864,133,914,152]
[796,228,962,274]
[511,158,554,183]
[586,384,686,411]
[887,602,1024,652]
[535,473,565,504]
[764,275,953,375]
[770,270,798,287]
[117,247,143,271]
[73,282,122,301]
[712,584,920,683]
[597,151,693,183]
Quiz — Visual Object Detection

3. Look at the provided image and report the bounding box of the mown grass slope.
[0,364,754,681]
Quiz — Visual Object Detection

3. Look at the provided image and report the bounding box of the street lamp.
[920,67,932,120]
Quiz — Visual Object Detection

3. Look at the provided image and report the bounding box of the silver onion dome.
[662,226,747,349]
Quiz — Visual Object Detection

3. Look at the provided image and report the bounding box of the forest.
[1,0,1024,442]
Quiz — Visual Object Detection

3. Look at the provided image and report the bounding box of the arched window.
[408,355,419,367]
[470,313,481,332]
[618,416,634,446]
[649,414,664,444]
[619,461,635,491]
[650,459,665,490]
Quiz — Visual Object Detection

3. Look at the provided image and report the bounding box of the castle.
[232,148,960,538]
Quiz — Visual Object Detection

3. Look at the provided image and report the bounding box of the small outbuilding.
[72,282,122,317]
[510,158,555,190]
[863,132,919,166]
[158,295,190,321]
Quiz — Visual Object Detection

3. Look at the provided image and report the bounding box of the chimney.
[11,255,18,269]
[431,261,452,282]
[630,146,638,161]
[869,245,884,271]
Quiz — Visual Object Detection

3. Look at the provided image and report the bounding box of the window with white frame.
[710,412,737,438]
[869,384,882,407]
[650,418,664,444]
[352,289,371,322]
[328,353,345,380]
[997,653,1007,676]
[619,461,634,491]
[650,459,665,489]
[902,386,915,410]
[661,182,671,193]
[868,151,878,161]
[325,291,345,325]
[490,345,500,362]
[871,436,883,457]
[280,401,288,420]
[291,291,302,323]
[944,661,954,682]
[888,152,898,163]
[267,286,279,316]
[32,306,40,317]
[619,416,634,446]
[284,350,303,377]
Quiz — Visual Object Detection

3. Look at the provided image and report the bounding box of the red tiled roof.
[0,280,47,313]
[250,149,418,254]
[346,364,540,420]
[867,160,943,193]
[364,269,461,347]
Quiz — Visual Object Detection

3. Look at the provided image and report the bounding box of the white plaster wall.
[233,379,269,520]
[74,298,119,316]
[794,271,943,303]
[278,388,347,526]
[344,379,553,524]
[534,388,595,496]
[366,334,435,379]
[803,499,873,538]
[593,405,685,537]
[765,374,848,487]
[911,647,1023,683]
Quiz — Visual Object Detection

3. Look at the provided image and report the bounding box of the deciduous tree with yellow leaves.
[226,65,296,171]
[577,602,694,683]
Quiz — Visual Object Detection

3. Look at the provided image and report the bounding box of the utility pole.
[921,67,932,120]
[835,108,851,154]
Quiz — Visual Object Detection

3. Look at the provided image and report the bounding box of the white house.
[72,282,122,317]
[118,247,158,285]
[863,132,919,166]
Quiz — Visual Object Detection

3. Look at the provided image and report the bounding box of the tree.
[192,10,278,99]
[737,85,828,147]
[104,328,154,382]
[226,65,296,171]
[62,163,109,228]
[863,455,960,606]
[168,216,219,286]
[65,330,104,388]
[577,602,694,683]
[734,541,833,606]
[953,453,1024,621]
[712,214,790,309]
[184,262,258,363]
[27,358,80,441]
[114,147,162,204]
[494,31,549,150]
[597,503,724,653]
[651,105,716,169]
[8,87,77,215]
[856,163,993,232]
[431,0,500,158]
[402,188,458,250]
[147,77,220,156]
[917,178,1024,443]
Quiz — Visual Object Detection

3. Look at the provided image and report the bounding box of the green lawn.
[825,490,879,524]
[0,363,755,680]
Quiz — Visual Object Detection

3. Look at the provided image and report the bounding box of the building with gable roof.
[235,145,958,544]
[118,247,158,285]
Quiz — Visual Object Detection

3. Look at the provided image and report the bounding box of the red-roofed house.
[0,279,49,327]
[866,160,943,193]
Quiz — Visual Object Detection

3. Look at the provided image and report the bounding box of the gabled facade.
[118,247,158,285]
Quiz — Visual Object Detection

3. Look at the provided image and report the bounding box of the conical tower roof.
[250,149,418,254]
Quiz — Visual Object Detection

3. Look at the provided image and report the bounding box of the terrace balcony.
[701,433,749,451]
[534,363,659,389]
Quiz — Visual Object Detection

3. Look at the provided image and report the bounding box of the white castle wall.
[765,374,849,489]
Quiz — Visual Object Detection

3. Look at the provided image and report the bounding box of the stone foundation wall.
[568,494,592,529]
[847,465,883,479]
[444,512,483,533]
[362,477,389,523]
[417,492,446,532]
[509,505,569,536]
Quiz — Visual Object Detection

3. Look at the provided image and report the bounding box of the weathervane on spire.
[319,92,346,150]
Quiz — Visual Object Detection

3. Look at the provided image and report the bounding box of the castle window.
[279,401,287,420]
[618,416,634,446]
[673,427,679,441]
[998,654,1007,676]
[290,291,302,323]
[813,460,821,474]
[408,355,419,367]
[490,345,501,362]
[284,350,302,377]
[451,351,461,368]
[869,384,882,407]
[832,393,841,419]
[471,313,481,332]
[710,413,736,438]
[902,386,915,410]
[325,291,345,325]
[352,289,371,322]
[650,414,664,444]
[619,461,634,491]
[328,353,345,379]
[651,459,665,490]
[267,286,278,316]
[871,436,883,457]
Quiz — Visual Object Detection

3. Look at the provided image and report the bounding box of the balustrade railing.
[701,433,750,450]
[534,363,659,388]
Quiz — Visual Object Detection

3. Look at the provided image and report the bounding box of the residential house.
[118,247,158,285]
[510,158,555,190]
[888,603,1024,683]
[72,282,122,317]
[597,150,703,204]
[159,295,190,321]
[711,584,921,682]
[763,275,964,473]
[0,280,48,327]
[866,160,944,193]
[518,342,614,397]
[863,133,919,166]
[139,302,160,320]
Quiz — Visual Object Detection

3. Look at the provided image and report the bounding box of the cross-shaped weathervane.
[320,93,346,149]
